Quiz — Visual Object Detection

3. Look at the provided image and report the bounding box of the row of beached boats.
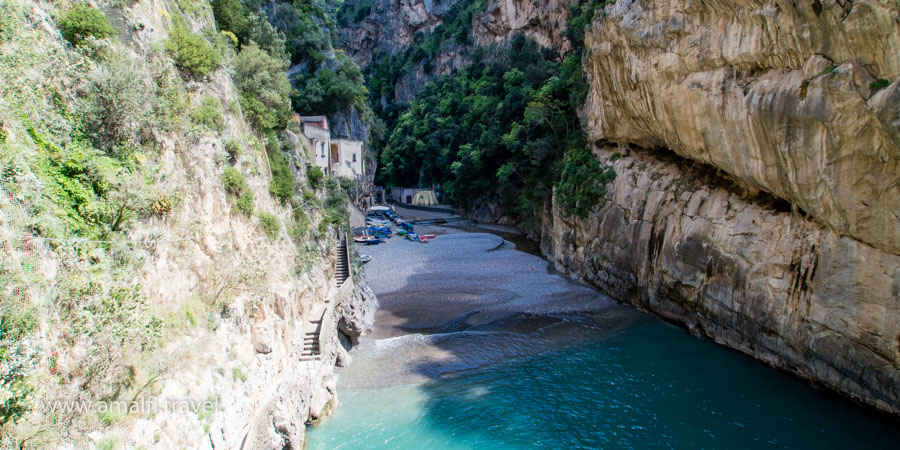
[353,206,436,245]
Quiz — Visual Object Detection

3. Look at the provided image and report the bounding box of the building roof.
[293,114,328,130]
[296,115,327,122]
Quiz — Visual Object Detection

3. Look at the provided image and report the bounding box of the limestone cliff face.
[539,0,900,414]
[584,0,900,255]
[541,145,900,414]
[340,0,574,103]
[340,0,455,67]
[473,0,573,54]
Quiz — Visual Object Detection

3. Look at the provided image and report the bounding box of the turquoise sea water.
[308,316,900,449]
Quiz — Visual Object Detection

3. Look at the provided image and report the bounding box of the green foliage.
[293,53,370,116]
[222,166,248,195]
[236,190,254,215]
[77,53,155,156]
[57,5,115,47]
[166,18,221,79]
[870,78,890,91]
[565,0,608,50]
[368,0,619,229]
[27,125,143,239]
[266,133,295,203]
[222,166,254,215]
[232,366,248,382]
[337,0,373,26]
[257,212,280,238]
[363,0,484,123]
[224,139,241,163]
[307,165,324,187]
[322,177,349,229]
[70,286,163,400]
[211,0,248,39]
[378,35,586,222]
[190,96,225,132]
[556,146,616,218]
[235,41,292,132]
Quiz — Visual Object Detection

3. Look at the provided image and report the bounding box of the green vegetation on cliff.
[0,0,347,444]
[214,0,372,122]
[373,0,614,224]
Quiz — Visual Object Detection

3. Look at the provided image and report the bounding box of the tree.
[58,5,115,47]
[234,41,292,132]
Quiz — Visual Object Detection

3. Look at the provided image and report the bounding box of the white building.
[294,115,365,180]
[331,138,364,179]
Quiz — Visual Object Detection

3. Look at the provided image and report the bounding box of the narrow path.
[300,238,349,360]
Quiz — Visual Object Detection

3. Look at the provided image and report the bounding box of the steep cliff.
[541,0,900,413]
[339,0,574,103]
[584,0,900,255]
[541,145,900,414]
[0,0,377,447]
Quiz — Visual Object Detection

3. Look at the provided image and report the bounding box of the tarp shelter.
[412,190,437,206]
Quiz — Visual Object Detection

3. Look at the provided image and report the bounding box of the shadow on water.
[312,232,900,449]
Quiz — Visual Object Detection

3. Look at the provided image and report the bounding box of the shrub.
[166,18,221,78]
[222,167,254,215]
[236,190,254,215]
[234,41,292,132]
[870,78,890,91]
[268,147,295,204]
[224,139,241,162]
[221,166,248,195]
[257,212,280,238]
[232,366,248,382]
[212,0,248,40]
[307,166,324,187]
[555,146,616,219]
[77,53,153,155]
[190,96,225,131]
[58,5,115,47]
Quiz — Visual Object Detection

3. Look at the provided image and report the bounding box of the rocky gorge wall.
[538,0,900,414]
[0,0,377,447]
[540,145,900,414]
[339,0,574,103]
[584,0,900,255]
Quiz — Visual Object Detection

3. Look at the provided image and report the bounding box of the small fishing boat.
[419,234,436,240]
[353,235,380,245]
[359,254,372,264]
[406,232,418,241]
[396,229,408,236]
[368,226,392,237]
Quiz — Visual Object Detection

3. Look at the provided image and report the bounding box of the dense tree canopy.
[378,35,612,222]
[370,0,614,224]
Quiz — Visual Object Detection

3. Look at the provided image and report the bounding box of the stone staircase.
[300,238,350,361]
[299,312,324,360]
[336,240,350,286]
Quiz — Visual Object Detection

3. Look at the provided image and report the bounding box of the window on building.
[352,153,357,162]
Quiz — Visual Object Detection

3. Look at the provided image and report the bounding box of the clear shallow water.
[308,316,900,449]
